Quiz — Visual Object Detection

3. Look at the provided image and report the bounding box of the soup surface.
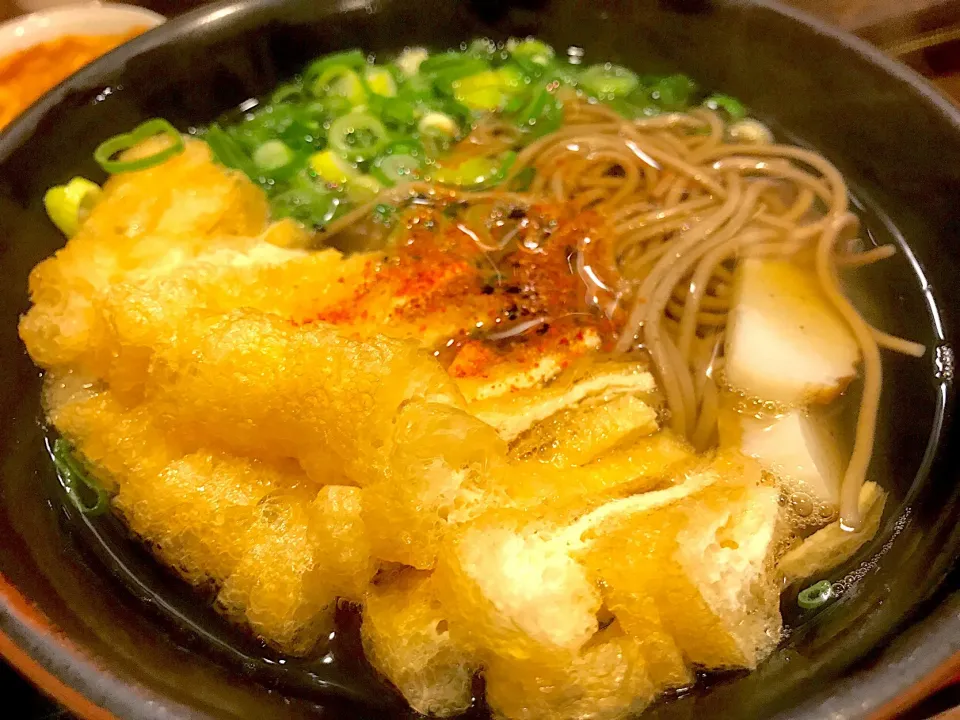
[18,39,924,719]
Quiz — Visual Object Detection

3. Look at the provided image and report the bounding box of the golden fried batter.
[484,625,654,720]
[45,373,370,653]
[20,141,270,375]
[20,142,831,720]
[362,571,477,717]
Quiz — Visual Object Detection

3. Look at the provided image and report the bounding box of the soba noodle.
[316,96,924,528]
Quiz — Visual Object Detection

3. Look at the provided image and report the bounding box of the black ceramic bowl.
[1,1,959,718]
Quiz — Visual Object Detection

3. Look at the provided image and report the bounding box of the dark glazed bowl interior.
[1,1,959,718]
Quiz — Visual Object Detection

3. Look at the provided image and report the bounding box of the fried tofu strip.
[509,393,659,467]
[777,481,886,584]
[362,571,478,717]
[429,452,781,719]
[118,307,510,568]
[582,454,782,671]
[362,399,507,569]
[501,430,696,510]
[469,360,656,442]
[45,373,373,655]
[19,140,271,374]
[217,484,372,654]
[113,307,466,486]
[483,625,654,720]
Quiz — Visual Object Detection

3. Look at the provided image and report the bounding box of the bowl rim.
[0,1,958,718]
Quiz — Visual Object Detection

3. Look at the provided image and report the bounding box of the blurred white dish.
[0,2,164,57]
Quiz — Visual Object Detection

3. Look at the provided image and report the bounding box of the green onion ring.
[797,580,834,610]
[371,153,422,186]
[328,112,389,163]
[94,118,185,174]
[51,439,110,516]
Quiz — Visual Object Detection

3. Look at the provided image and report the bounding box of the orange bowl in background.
[0,2,164,129]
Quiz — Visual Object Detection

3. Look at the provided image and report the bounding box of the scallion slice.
[453,67,525,111]
[346,175,382,203]
[704,93,747,121]
[798,580,834,610]
[43,177,102,236]
[396,47,428,77]
[51,439,110,516]
[312,66,367,105]
[303,49,366,86]
[515,83,562,134]
[433,151,516,188]
[580,63,640,98]
[309,149,359,185]
[93,118,185,174]
[253,139,296,172]
[417,111,459,139]
[204,124,258,178]
[507,38,555,66]
[328,112,389,162]
[365,66,398,97]
[371,153,421,186]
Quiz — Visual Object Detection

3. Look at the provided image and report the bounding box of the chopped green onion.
[397,73,435,102]
[380,97,418,127]
[365,66,398,97]
[798,580,834,609]
[515,83,563,136]
[51,439,110,516]
[453,67,525,111]
[649,74,698,110]
[272,171,340,226]
[548,62,582,88]
[204,124,258,178]
[305,95,354,124]
[727,118,774,144]
[303,49,366,86]
[606,91,663,120]
[433,153,515,188]
[309,149,360,185]
[347,175,382,203]
[493,150,518,182]
[253,140,296,172]
[502,89,529,115]
[371,153,421,186]
[312,66,367,105]
[420,51,485,76]
[507,38,555,66]
[467,38,498,59]
[43,177,102,237]
[704,93,746,121]
[580,63,640,98]
[424,55,491,94]
[328,112,389,163]
[271,82,304,104]
[94,118,185,174]
[507,55,545,79]
[382,138,424,158]
[434,96,473,126]
[417,111,459,139]
[396,47,428,77]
